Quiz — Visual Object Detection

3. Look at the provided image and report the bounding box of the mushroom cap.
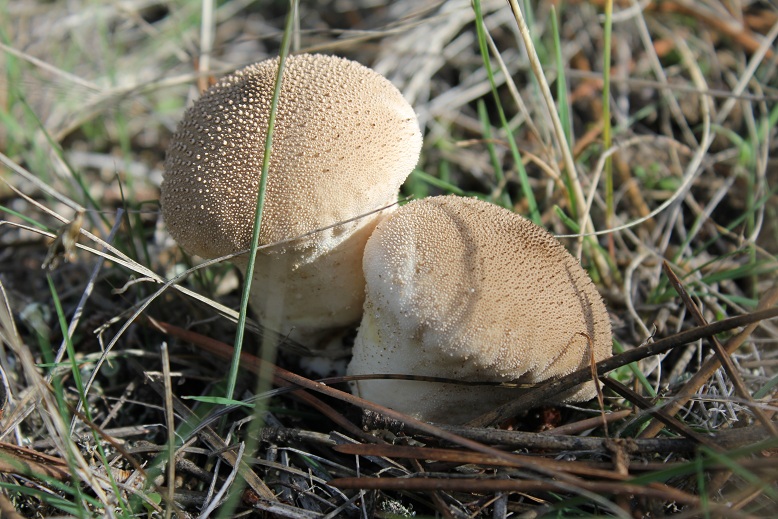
[348,195,612,423]
[161,54,421,261]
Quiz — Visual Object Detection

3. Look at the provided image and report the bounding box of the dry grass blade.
[0,287,119,515]
[0,491,25,519]
[159,342,177,519]
[506,0,581,215]
[198,441,245,518]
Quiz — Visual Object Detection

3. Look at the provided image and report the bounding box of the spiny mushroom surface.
[161,54,421,347]
[347,195,612,424]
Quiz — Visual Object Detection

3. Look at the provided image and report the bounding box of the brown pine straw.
[334,443,627,480]
[332,442,778,474]
[0,441,72,481]
[148,300,778,512]
[653,0,775,60]
[328,476,732,514]
[154,321,661,514]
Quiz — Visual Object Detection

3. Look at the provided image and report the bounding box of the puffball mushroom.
[161,54,421,347]
[347,196,612,424]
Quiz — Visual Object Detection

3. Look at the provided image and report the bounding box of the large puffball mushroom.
[161,54,421,347]
[348,195,612,424]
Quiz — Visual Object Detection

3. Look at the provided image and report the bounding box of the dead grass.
[1,0,777,517]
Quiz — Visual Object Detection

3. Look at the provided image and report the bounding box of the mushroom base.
[348,379,597,425]
[348,311,599,425]
[235,217,382,351]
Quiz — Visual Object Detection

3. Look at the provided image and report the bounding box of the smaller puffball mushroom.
[161,54,421,348]
[347,196,612,424]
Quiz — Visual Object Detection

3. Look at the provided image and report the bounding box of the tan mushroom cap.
[161,53,422,262]
[160,54,421,348]
[348,195,612,423]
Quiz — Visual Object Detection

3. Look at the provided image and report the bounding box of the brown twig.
[600,377,723,451]
[640,285,778,439]
[329,476,725,513]
[661,262,778,436]
[468,301,778,427]
[0,441,72,481]
[435,423,770,454]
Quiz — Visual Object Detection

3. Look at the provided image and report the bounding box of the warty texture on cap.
[161,53,422,262]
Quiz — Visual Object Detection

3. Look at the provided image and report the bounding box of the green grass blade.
[753,373,778,399]
[16,95,107,230]
[0,204,52,231]
[47,275,130,516]
[225,3,296,403]
[0,482,87,516]
[602,0,614,230]
[476,99,511,208]
[473,0,540,222]
[700,446,778,501]
[550,6,577,217]
[550,7,571,145]
[47,275,89,422]
[554,205,579,232]
[184,395,254,407]
[612,338,657,398]
[411,169,467,196]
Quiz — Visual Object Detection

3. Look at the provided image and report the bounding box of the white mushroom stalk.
[348,196,612,424]
[161,54,422,348]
